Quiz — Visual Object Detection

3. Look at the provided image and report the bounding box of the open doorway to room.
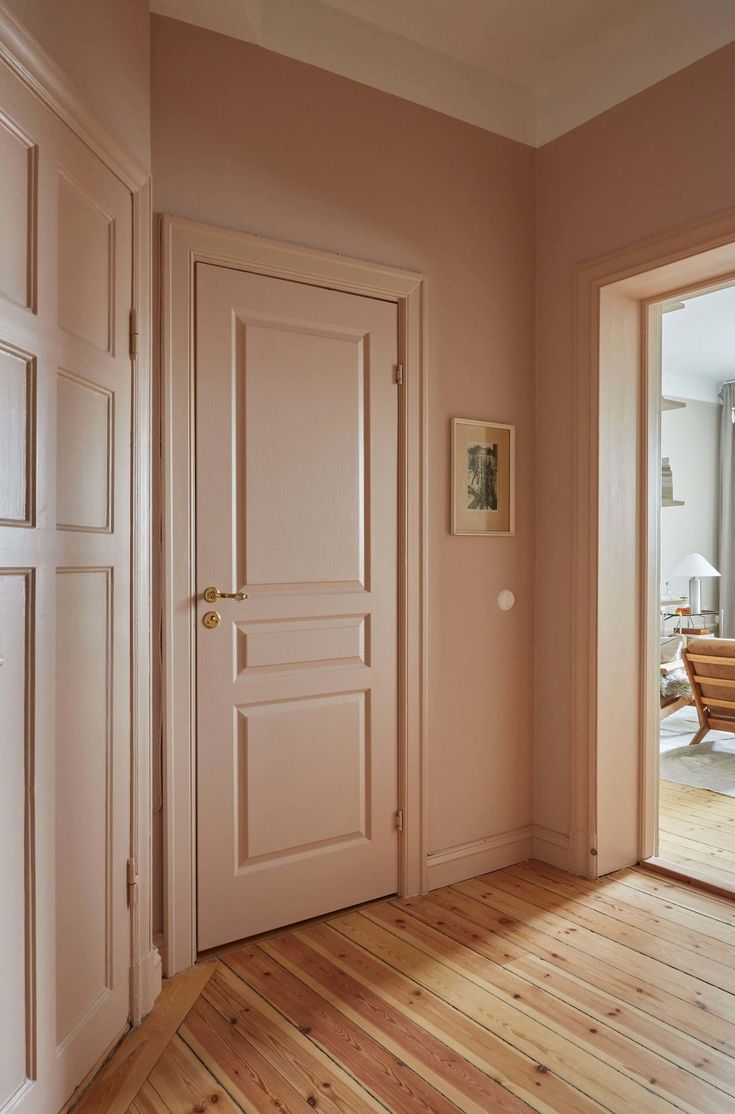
[574,216,735,885]
[656,282,735,887]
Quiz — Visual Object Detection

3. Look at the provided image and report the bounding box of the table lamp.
[671,552,720,613]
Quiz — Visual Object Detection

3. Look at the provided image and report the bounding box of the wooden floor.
[660,778,735,888]
[75,860,735,1113]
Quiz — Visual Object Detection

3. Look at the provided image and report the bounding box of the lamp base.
[689,576,702,613]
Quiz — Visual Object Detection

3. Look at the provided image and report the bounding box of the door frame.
[160,215,428,976]
[571,206,735,878]
[642,273,735,883]
[0,4,159,1023]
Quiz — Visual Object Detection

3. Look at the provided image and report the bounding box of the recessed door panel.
[196,264,398,949]
[57,173,113,352]
[0,571,33,1109]
[0,113,35,310]
[235,614,367,676]
[240,322,366,587]
[56,371,111,531]
[55,569,111,1047]
[237,692,367,862]
[0,344,34,525]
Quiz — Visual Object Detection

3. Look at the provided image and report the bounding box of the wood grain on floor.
[78,860,735,1112]
[659,778,735,887]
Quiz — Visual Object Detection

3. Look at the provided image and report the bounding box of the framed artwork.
[451,417,515,535]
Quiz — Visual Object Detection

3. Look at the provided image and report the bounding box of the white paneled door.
[196,264,399,949]
[0,58,133,1113]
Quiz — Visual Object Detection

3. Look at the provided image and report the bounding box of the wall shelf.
[662,498,685,507]
[662,397,686,411]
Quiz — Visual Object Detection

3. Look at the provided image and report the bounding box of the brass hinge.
[129,308,138,359]
[126,858,139,906]
[394,809,404,832]
[394,363,404,386]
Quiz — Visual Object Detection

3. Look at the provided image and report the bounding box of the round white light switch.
[497,589,515,611]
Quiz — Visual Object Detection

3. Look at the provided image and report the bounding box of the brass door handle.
[203,585,248,603]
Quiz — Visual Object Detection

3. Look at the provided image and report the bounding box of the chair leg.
[689,723,709,745]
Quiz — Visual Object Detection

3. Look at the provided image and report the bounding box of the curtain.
[720,383,735,637]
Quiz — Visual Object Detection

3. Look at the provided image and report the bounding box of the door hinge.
[126,858,139,906]
[129,307,138,359]
[394,363,404,386]
[394,809,404,832]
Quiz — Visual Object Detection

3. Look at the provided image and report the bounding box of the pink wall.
[151,15,536,861]
[6,0,151,168]
[535,42,735,837]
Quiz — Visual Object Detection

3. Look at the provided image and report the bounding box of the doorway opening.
[652,281,735,889]
[571,213,735,883]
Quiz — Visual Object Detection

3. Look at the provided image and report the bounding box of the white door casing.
[571,212,735,879]
[161,217,427,974]
[195,263,400,948]
[0,45,139,1112]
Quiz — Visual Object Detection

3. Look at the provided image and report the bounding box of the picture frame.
[451,417,515,535]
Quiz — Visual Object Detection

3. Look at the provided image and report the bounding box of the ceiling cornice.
[150,0,735,148]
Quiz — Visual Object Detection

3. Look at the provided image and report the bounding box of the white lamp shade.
[671,552,721,578]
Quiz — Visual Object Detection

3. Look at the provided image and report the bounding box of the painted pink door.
[195,263,399,949]
[0,58,132,1113]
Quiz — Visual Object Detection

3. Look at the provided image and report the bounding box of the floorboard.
[659,780,735,888]
[87,862,735,1113]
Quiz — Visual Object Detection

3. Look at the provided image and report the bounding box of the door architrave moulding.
[160,215,428,975]
[572,207,735,879]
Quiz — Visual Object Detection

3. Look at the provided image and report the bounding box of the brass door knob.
[203,585,248,603]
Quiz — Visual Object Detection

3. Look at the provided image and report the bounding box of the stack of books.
[662,457,673,502]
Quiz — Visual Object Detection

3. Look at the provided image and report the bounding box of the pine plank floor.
[659,778,735,888]
[78,860,735,1113]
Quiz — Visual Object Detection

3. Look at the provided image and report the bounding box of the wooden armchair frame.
[683,638,735,745]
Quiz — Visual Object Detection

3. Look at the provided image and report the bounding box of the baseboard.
[130,945,162,1024]
[426,826,533,890]
[532,825,570,869]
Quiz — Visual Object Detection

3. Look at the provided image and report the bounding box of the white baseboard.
[130,946,162,1024]
[532,825,570,869]
[426,826,533,890]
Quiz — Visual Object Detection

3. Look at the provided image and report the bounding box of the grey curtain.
[720,383,735,637]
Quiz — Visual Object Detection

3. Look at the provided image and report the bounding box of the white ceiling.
[662,285,735,403]
[150,0,735,145]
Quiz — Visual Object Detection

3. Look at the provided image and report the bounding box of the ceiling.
[150,0,735,145]
[662,285,735,403]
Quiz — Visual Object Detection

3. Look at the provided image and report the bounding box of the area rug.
[660,707,735,796]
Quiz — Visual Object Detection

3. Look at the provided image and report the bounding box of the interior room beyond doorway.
[658,282,735,888]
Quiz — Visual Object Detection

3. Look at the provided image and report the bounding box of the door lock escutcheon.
[202,610,221,629]
[203,585,248,603]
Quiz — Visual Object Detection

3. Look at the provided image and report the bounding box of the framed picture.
[451,417,515,535]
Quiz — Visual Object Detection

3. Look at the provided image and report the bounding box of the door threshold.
[197,891,398,962]
[642,856,735,902]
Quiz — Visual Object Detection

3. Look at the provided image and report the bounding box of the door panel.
[57,172,114,352]
[0,570,32,1109]
[0,111,34,310]
[241,323,366,586]
[0,56,132,1112]
[56,371,111,531]
[0,344,34,525]
[196,264,399,949]
[54,569,112,1047]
